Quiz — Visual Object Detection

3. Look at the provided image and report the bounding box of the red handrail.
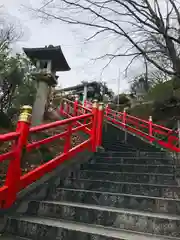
[105,107,179,152]
[0,132,20,142]
[1,97,179,209]
[0,101,104,209]
[60,99,180,152]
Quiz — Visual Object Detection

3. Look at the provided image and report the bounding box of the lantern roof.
[23,45,70,72]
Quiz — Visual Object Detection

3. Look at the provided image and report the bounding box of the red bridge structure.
[0,98,180,239]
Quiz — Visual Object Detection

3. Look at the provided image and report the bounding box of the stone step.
[82,163,174,174]
[94,156,173,165]
[49,187,180,214]
[60,178,180,198]
[6,216,177,240]
[103,143,138,148]
[24,200,180,237]
[73,170,176,185]
[103,147,159,153]
[104,147,155,152]
[0,236,31,240]
[97,151,169,158]
[118,149,168,154]
[102,145,137,152]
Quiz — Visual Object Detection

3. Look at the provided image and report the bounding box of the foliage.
[0,46,36,129]
[120,77,175,121]
[144,80,173,102]
[128,79,180,121]
[113,93,130,105]
[143,79,180,120]
[128,103,153,120]
[129,70,169,99]
[152,96,180,121]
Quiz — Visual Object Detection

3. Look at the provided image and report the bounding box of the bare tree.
[30,0,180,78]
[0,7,23,51]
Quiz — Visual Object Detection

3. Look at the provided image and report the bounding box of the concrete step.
[94,156,173,165]
[102,143,156,152]
[6,216,178,240]
[73,170,176,185]
[0,236,31,240]
[49,187,180,214]
[97,151,169,158]
[82,163,174,174]
[60,178,180,198]
[104,147,152,152]
[24,200,180,237]
[102,145,137,152]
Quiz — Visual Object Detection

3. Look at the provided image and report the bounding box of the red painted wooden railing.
[59,98,103,147]
[60,98,180,152]
[0,101,104,209]
[105,105,179,152]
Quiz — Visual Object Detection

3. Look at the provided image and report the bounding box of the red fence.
[105,105,179,152]
[59,98,103,147]
[60,99,179,152]
[1,97,179,209]
[0,102,104,209]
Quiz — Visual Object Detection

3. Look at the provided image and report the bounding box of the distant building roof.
[23,45,70,72]
[55,81,98,93]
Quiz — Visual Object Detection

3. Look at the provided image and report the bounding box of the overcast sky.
[0,0,142,93]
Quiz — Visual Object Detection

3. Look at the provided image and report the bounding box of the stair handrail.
[0,100,104,209]
[59,99,180,152]
[105,107,179,152]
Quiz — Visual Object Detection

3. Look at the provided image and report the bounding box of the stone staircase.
[103,121,162,152]
[1,121,180,239]
[1,143,180,239]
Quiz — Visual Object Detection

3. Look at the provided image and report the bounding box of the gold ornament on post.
[19,105,32,123]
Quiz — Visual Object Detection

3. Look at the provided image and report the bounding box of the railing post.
[105,103,109,117]
[66,101,70,115]
[96,102,104,147]
[63,100,67,116]
[60,99,64,116]
[177,119,180,163]
[64,123,72,153]
[123,109,127,143]
[4,105,32,208]
[83,99,87,115]
[149,115,153,142]
[74,95,79,116]
[123,109,126,126]
[91,100,98,152]
[84,99,87,107]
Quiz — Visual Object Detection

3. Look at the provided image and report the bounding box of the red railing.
[1,97,179,209]
[105,104,179,152]
[60,99,180,152]
[0,102,104,209]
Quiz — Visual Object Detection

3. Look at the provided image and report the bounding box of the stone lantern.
[23,45,70,126]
